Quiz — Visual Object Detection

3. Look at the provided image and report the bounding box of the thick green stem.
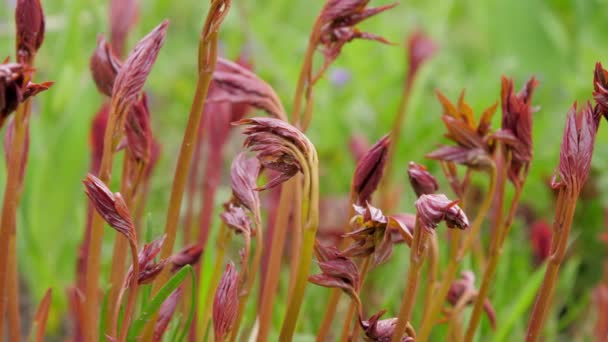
[257,180,295,342]
[392,219,428,342]
[278,226,318,341]
[525,189,577,341]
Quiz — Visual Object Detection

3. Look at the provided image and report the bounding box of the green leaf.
[493,263,547,342]
[127,265,193,341]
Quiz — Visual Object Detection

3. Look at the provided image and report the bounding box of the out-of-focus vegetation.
[1,0,608,339]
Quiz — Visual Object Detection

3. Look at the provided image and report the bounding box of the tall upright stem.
[338,256,371,342]
[257,179,295,342]
[107,158,130,334]
[417,165,496,342]
[83,97,126,340]
[0,99,30,338]
[278,225,318,340]
[422,234,439,320]
[118,245,140,342]
[526,189,578,341]
[379,79,413,211]
[392,220,428,342]
[465,173,524,341]
[315,192,356,341]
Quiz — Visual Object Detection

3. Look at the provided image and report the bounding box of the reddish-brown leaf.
[90,36,123,97]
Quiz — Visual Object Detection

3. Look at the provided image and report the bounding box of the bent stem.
[417,165,497,342]
[526,189,578,341]
[278,160,319,341]
[392,219,428,342]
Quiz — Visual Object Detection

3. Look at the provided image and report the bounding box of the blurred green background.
[1,0,608,340]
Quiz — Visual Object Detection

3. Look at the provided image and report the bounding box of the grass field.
[1,0,608,340]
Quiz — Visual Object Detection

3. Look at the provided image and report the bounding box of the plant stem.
[339,256,370,341]
[257,179,295,342]
[465,171,523,341]
[417,165,496,342]
[315,192,356,341]
[0,98,30,338]
[144,21,222,338]
[526,189,578,341]
[7,234,21,342]
[422,234,439,321]
[347,256,371,341]
[278,225,318,340]
[392,219,428,342]
[316,290,341,341]
[287,178,303,301]
[106,157,131,335]
[199,222,231,339]
[230,215,263,342]
[379,76,413,211]
[82,80,135,339]
[118,244,140,342]
[278,154,319,341]
[198,151,223,248]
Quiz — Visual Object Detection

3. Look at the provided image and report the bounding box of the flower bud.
[309,242,359,298]
[170,244,204,272]
[83,173,136,243]
[407,30,437,85]
[211,58,286,120]
[352,134,390,204]
[229,152,261,213]
[213,262,239,341]
[90,36,122,97]
[15,0,45,63]
[237,117,313,190]
[407,162,438,197]
[555,102,599,191]
[154,287,182,341]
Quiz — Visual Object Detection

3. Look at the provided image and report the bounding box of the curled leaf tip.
[415,194,469,231]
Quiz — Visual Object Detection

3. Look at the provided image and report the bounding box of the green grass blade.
[127,265,193,341]
[493,263,547,342]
